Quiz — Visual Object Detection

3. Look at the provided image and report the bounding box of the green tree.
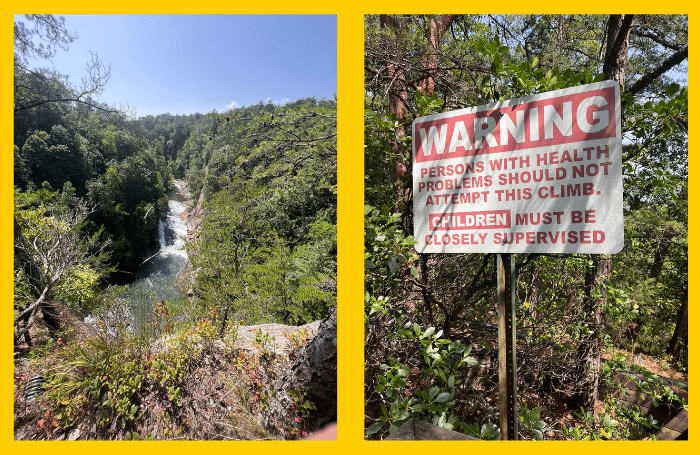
[14,186,110,346]
[189,186,283,327]
[86,149,171,271]
[181,98,337,327]
[20,126,92,194]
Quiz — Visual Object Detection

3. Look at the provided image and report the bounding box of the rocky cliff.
[175,178,204,294]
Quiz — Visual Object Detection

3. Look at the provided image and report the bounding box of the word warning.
[412,80,623,253]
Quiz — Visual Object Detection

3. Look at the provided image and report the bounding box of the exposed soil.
[602,348,688,384]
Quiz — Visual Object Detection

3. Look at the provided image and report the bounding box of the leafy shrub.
[366,323,479,437]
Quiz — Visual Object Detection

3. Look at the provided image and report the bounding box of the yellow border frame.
[3,6,695,454]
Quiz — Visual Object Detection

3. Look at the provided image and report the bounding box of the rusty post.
[497,253,518,440]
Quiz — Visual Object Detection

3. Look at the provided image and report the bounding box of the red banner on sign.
[414,86,616,163]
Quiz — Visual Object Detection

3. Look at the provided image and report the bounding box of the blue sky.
[18,14,337,118]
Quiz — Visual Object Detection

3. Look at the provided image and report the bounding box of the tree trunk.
[603,15,634,84]
[667,288,688,362]
[554,15,567,65]
[577,254,611,407]
[379,15,412,202]
[379,15,408,123]
[575,14,634,408]
[418,15,457,95]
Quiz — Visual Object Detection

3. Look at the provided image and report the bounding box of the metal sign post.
[496,253,518,440]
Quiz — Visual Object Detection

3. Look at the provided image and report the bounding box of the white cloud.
[222,100,239,111]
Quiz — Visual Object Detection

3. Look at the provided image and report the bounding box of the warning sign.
[412,81,623,254]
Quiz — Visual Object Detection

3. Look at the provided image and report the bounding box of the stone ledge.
[386,419,478,440]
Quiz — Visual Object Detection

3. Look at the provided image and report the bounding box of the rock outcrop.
[258,306,337,434]
[234,320,322,355]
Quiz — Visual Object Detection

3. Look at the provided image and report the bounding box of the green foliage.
[87,147,171,271]
[564,357,682,440]
[14,76,174,274]
[473,34,609,103]
[366,322,479,438]
[14,17,334,439]
[563,404,625,440]
[14,185,111,315]
[184,99,337,326]
[53,264,101,312]
[15,50,336,318]
[29,293,286,439]
[284,219,337,323]
[364,91,443,209]
[519,404,546,440]
[286,387,316,438]
[618,367,686,410]
[364,14,687,440]
[43,329,148,430]
[253,329,276,358]
[189,187,290,325]
[364,205,417,304]
[461,421,502,440]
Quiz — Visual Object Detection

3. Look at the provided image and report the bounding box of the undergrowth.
[14,298,315,440]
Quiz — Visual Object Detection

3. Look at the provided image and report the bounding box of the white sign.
[412,81,623,254]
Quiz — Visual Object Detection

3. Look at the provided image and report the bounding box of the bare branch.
[14,15,127,118]
[14,198,111,344]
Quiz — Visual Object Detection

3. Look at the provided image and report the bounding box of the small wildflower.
[294,417,301,423]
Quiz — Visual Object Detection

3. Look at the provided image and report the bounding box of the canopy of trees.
[180,98,338,327]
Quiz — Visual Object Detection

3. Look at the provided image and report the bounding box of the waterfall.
[158,180,189,257]
[127,180,191,330]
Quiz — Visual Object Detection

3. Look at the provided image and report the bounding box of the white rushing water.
[158,181,189,259]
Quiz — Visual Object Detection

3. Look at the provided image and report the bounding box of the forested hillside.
[15,92,337,322]
[364,14,687,440]
[178,98,338,326]
[14,14,336,440]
